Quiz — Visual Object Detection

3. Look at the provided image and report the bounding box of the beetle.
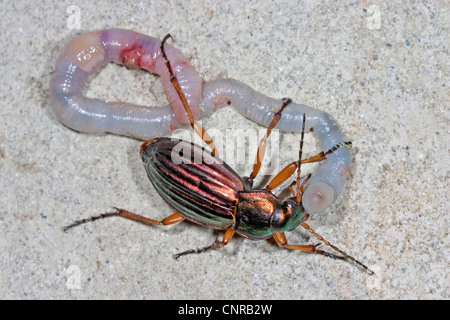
[64,35,373,274]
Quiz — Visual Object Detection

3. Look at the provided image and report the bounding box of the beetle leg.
[160,35,219,156]
[174,228,235,259]
[288,174,310,199]
[264,141,352,192]
[63,208,184,232]
[264,112,306,194]
[272,232,346,260]
[299,221,374,274]
[247,98,292,186]
[264,161,297,191]
[278,219,375,274]
[301,141,352,164]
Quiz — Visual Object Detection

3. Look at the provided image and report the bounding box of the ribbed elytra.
[142,138,245,229]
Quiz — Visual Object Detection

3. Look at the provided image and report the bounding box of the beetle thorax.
[234,191,280,240]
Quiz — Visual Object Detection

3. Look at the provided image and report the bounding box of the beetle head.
[270,198,307,233]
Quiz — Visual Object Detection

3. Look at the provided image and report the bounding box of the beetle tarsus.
[317,250,347,261]
[174,239,224,259]
[63,213,114,232]
[173,250,197,259]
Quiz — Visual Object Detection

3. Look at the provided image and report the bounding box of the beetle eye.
[283,205,292,216]
[284,198,297,209]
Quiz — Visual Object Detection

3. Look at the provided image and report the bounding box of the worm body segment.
[50,29,202,138]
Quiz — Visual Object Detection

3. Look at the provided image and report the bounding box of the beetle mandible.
[64,35,373,274]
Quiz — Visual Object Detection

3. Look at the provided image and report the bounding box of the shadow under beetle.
[64,34,373,274]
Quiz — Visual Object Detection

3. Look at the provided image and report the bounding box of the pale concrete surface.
[0,1,448,299]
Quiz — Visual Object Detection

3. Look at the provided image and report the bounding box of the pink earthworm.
[50,29,351,214]
[50,28,201,138]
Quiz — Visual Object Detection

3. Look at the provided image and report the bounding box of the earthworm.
[50,29,351,214]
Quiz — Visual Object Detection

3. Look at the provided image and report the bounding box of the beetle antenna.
[295,113,307,203]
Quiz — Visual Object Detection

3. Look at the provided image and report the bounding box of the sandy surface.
[0,1,448,299]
